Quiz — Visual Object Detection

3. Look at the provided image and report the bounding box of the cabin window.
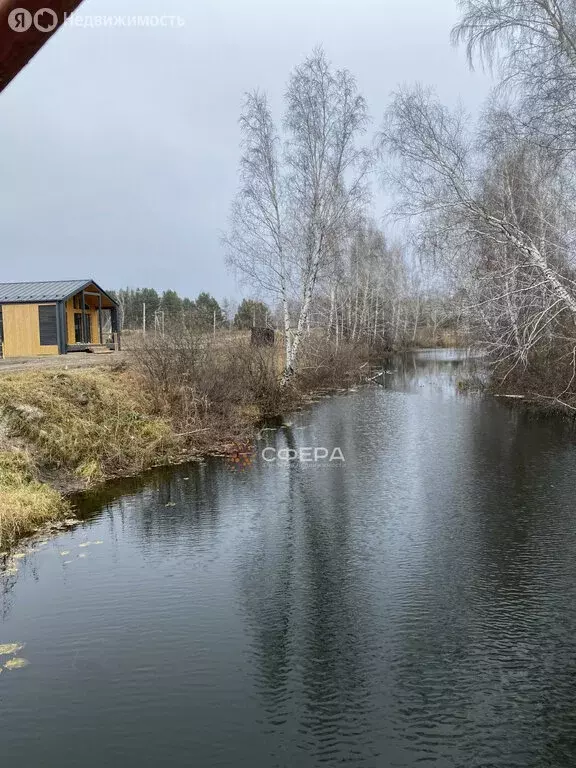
[38,305,58,346]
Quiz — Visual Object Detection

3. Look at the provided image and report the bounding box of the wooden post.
[81,289,86,343]
[143,302,146,336]
[98,292,103,344]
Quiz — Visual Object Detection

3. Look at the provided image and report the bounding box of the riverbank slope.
[0,340,371,549]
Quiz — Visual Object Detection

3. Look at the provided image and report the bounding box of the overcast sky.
[0,0,492,300]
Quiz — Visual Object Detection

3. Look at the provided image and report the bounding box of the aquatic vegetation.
[78,554,87,559]
[60,551,70,556]
[0,643,25,656]
[3,658,30,671]
[78,542,90,548]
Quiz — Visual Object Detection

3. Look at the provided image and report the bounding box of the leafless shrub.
[130,330,286,434]
[291,334,372,392]
[129,330,209,425]
[130,327,373,441]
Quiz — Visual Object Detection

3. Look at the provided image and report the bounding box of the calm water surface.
[2,350,576,767]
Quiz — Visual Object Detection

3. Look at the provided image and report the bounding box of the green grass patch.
[0,450,69,549]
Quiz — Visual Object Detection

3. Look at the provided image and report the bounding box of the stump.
[251,328,275,347]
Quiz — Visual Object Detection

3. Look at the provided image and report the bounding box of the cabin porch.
[64,283,120,352]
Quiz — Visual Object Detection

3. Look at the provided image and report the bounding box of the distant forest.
[112,288,270,332]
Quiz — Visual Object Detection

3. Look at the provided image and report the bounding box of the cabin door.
[74,312,91,343]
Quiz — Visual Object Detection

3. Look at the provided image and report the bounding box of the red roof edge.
[0,0,85,93]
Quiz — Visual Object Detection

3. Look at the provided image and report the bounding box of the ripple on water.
[1,354,576,767]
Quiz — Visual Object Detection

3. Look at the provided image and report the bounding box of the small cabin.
[0,279,120,359]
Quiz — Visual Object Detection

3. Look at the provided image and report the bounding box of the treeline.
[226,47,466,384]
[226,8,576,401]
[379,0,576,407]
[113,288,271,332]
[307,219,463,349]
[113,288,224,331]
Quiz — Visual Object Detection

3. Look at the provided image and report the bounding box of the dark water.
[2,350,576,767]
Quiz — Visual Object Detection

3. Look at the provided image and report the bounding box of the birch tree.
[226,49,371,383]
[225,91,293,365]
[453,0,576,157]
[281,49,371,380]
[379,85,576,358]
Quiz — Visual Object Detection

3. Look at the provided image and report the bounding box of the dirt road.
[0,352,127,374]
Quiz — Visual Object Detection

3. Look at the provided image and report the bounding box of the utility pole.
[142,303,146,336]
[213,310,216,339]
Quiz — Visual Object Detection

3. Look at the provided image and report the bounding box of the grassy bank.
[0,336,373,550]
[0,451,69,549]
[0,367,179,549]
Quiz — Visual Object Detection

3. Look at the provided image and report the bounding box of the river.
[1,349,576,767]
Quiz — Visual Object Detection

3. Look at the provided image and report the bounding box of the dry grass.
[490,341,576,413]
[0,368,177,485]
[294,336,373,392]
[0,368,180,549]
[0,334,374,549]
[0,450,69,550]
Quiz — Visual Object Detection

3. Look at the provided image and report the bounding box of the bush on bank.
[0,334,373,549]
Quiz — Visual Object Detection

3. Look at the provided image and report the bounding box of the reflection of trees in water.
[1,463,230,620]
[237,425,379,763]
[378,350,470,394]
[73,461,230,554]
[0,567,16,620]
[462,407,576,762]
[131,464,222,544]
[385,397,576,765]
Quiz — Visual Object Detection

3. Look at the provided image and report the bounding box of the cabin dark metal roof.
[0,280,116,305]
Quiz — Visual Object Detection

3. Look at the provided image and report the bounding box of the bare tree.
[281,48,371,380]
[453,0,576,156]
[379,84,576,349]
[225,91,294,365]
[226,50,371,383]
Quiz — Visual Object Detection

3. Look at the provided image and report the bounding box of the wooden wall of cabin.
[2,304,59,358]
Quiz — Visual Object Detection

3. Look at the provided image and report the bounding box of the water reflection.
[1,350,576,767]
